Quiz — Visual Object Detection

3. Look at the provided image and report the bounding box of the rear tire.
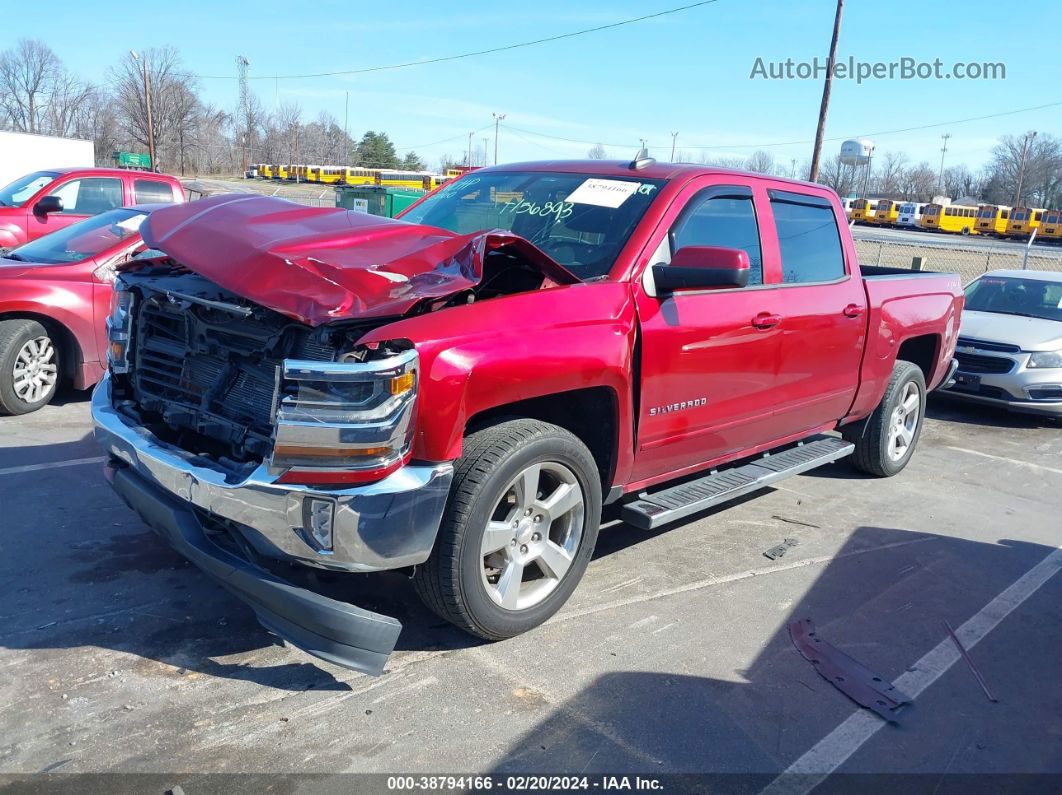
[0,319,60,415]
[413,418,602,641]
[842,360,926,477]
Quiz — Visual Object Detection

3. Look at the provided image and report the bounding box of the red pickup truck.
[92,160,962,674]
[0,167,183,249]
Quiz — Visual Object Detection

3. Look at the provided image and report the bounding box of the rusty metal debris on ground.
[943,619,998,703]
[764,538,800,560]
[788,618,911,722]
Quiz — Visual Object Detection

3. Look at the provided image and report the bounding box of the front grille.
[954,351,1014,374]
[956,336,1020,354]
[129,294,338,459]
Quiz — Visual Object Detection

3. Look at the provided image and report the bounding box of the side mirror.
[33,195,64,216]
[653,246,751,292]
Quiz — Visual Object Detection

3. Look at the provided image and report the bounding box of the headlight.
[272,346,418,484]
[106,285,135,373]
[1028,350,1062,369]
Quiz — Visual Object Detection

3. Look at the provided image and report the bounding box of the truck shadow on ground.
[487,528,1062,776]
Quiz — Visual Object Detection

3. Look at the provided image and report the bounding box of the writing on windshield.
[401,171,665,280]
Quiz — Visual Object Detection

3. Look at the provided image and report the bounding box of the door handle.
[843,303,865,318]
[752,312,781,329]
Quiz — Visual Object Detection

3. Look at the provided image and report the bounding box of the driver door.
[630,179,788,485]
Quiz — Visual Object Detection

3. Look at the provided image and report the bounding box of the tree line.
[0,39,427,175]
[590,133,1062,208]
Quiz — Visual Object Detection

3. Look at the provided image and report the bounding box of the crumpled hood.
[139,194,578,326]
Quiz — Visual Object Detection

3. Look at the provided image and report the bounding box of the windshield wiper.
[3,252,25,261]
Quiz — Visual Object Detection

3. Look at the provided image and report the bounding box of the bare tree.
[745,150,776,174]
[817,153,858,196]
[587,143,606,159]
[875,151,908,196]
[0,39,89,135]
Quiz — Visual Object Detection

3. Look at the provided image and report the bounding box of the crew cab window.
[671,194,763,285]
[769,191,846,284]
[52,178,122,215]
[134,179,175,204]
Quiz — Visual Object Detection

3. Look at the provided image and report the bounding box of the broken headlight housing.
[106,282,135,374]
[271,344,418,484]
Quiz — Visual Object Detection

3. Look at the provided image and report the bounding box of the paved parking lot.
[1,390,1060,785]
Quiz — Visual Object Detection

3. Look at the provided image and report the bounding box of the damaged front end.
[94,194,576,675]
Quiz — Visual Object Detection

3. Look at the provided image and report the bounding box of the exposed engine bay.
[112,250,553,469]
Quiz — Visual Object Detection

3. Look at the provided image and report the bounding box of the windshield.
[5,208,147,265]
[399,171,665,279]
[0,170,59,207]
[964,276,1062,322]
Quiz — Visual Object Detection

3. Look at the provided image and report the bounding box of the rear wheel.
[843,360,926,477]
[0,320,60,415]
[414,418,602,640]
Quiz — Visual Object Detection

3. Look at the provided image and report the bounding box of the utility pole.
[808,0,844,182]
[1014,130,1037,207]
[236,56,250,175]
[492,112,506,165]
[131,51,156,171]
[467,131,474,167]
[937,133,951,195]
[344,91,349,163]
[670,132,679,162]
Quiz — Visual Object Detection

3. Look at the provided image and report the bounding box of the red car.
[0,205,162,414]
[94,161,963,673]
[0,167,183,249]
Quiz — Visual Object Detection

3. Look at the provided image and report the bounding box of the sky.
[9,0,1061,173]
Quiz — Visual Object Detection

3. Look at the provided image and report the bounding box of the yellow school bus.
[304,165,323,183]
[1038,209,1062,242]
[259,164,275,179]
[273,165,289,180]
[848,198,875,223]
[289,165,309,182]
[1003,207,1047,238]
[316,166,345,185]
[919,203,979,234]
[868,199,901,226]
[342,168,378,186]
[376,170,430,188]
[975,204,1011,236]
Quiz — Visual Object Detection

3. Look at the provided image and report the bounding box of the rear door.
[132,177,180,205]
[631,177,788,483]
[761,189,866,435]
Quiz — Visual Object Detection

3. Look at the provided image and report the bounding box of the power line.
[502,100,1062,152]
[193,1,720,80]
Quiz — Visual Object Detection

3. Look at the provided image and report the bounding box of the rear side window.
[769,191,846,284]
[134,179,175,204]
[672,194,763,285]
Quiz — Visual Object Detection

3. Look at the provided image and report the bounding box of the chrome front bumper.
[92,374,453,572]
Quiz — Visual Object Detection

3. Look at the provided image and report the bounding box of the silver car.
[941,269,1062,417]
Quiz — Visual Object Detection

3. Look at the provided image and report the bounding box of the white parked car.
[940,270,1062,417]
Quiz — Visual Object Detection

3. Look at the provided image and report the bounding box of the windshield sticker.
[565,178,641,208]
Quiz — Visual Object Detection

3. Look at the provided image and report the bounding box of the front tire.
[0,319,60,415]
[842,360,926,477]
[414,419,602,640]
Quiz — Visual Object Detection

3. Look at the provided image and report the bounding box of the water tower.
[840,139,875,199]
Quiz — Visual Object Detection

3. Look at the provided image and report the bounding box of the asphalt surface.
[1,389,1060,785]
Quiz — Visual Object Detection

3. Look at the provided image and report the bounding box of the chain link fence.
[854,237,1062,284]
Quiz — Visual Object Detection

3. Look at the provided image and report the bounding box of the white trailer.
[0,131,94,188]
